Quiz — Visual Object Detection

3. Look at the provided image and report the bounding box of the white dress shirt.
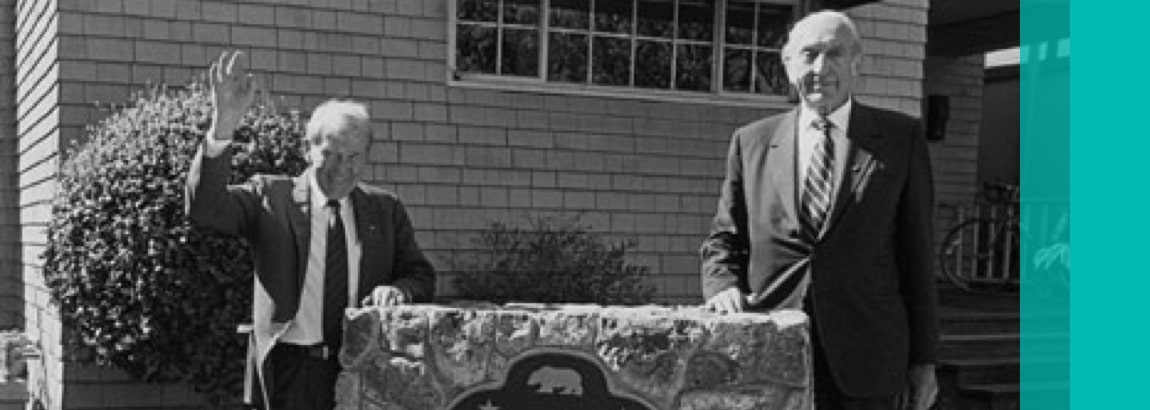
[763,101,854,311]
[280,173,362,345]
[797,100,853,218]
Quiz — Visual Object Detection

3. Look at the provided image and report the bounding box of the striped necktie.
[801,117,835,240]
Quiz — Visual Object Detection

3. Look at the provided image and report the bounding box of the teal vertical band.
[1021,0,1068,410]
[1064,0,1150,408]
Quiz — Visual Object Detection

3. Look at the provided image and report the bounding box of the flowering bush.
[41,81,306,407]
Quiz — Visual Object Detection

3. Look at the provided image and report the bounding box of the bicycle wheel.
[939,218,1017,292]
[997,220,1022,291]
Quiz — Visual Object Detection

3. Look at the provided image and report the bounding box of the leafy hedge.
[42,82,307,407]
[453,216,655,305]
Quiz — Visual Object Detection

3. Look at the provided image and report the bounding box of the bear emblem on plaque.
[448,351,656,410]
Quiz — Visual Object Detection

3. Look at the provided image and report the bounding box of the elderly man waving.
[186,50,436,410]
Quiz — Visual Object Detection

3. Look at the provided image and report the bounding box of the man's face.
[783,17,860,114]
[308,123,369,200]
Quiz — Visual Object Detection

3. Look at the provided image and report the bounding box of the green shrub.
[42,81,307,407]
[453,216,655,305]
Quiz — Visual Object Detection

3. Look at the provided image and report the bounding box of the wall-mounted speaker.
[925,94,950,141]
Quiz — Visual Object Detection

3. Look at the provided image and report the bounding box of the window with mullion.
[456,0,541,77]
[673,0,715,92]
[635,0,674,89]
[722,0,793,96]
[590,0,632,86]
[453,0,798,98]
[548,0,590,83]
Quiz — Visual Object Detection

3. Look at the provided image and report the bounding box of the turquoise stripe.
[1022,0,1069,409]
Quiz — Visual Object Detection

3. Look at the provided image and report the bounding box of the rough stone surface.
[335,305,811,410]
[677,386,792,410]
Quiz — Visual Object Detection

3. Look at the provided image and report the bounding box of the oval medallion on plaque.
[448,350,656,410]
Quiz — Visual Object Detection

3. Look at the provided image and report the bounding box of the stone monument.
[336,304,811,410]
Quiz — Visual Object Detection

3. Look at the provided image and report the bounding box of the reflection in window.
[676,44,713,92]
[454,0,797,97]
[550,0,590,29]
[458,0,498,22]
[593,36,631,86]
[678,0,713,41]
[549,32,588,83]
[636,0,674,38]
[723,48,752,92]
[502,28,539,76]
[594,0,633,34]
[457,25,497,74]
[755,51,790,95]
[635,40,672,88]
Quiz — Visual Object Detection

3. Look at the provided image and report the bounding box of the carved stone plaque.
[448,352,656,410]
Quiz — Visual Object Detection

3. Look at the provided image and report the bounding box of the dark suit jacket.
[701,102,938,397]
[184,144,436,405]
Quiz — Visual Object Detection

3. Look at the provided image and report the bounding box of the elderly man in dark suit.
[186,51,435,410]
[701,11,938,410]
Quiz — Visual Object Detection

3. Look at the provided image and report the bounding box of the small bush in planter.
[41,81,306,408]
[453,216,655,305]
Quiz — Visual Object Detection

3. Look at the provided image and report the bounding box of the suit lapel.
[825,103,879,231]
[350,187,378,302]
[289,172,312,292]
[767,108,800,224]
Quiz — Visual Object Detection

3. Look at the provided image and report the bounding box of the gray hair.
[305,99,372,145]
[782,10,863,61]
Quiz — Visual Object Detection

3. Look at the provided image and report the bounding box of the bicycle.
[937,181,1022,293]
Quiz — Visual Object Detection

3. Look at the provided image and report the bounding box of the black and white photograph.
[0,0,1067,409]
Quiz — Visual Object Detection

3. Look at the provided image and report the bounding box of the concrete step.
[937,283,1020,313]
[939,332,1067,359]
[938,356,1066,387]
[939,357,1020,385]
[940,310,1020,334]
[940,333,1019,359]
[958,382,1068,410]
[940,308,1070,335]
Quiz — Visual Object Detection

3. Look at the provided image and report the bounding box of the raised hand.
[207,50,258,142]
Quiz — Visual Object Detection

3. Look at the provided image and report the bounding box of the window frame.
[447,0,806,107]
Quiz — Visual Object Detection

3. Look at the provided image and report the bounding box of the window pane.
[592,36,631,86]
[675,44,712,92]
[635,40,671,89]
[678,0,713,41]
[550,0,590,29]
[503,0,540,25]
[725,1,754,45]
[549,32,589,83]
[502,28,539,76]
[757,4,792,48]
[723,48,751,92]
[637,0,674,38]
[594,0,633,34]
[458,0,498,22]
[456,24,497,74]
[755,51,790,95]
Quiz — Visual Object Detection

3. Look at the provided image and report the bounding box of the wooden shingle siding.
[7,0,967,407]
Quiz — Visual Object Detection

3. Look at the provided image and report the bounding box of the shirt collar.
[800,99,853,132]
